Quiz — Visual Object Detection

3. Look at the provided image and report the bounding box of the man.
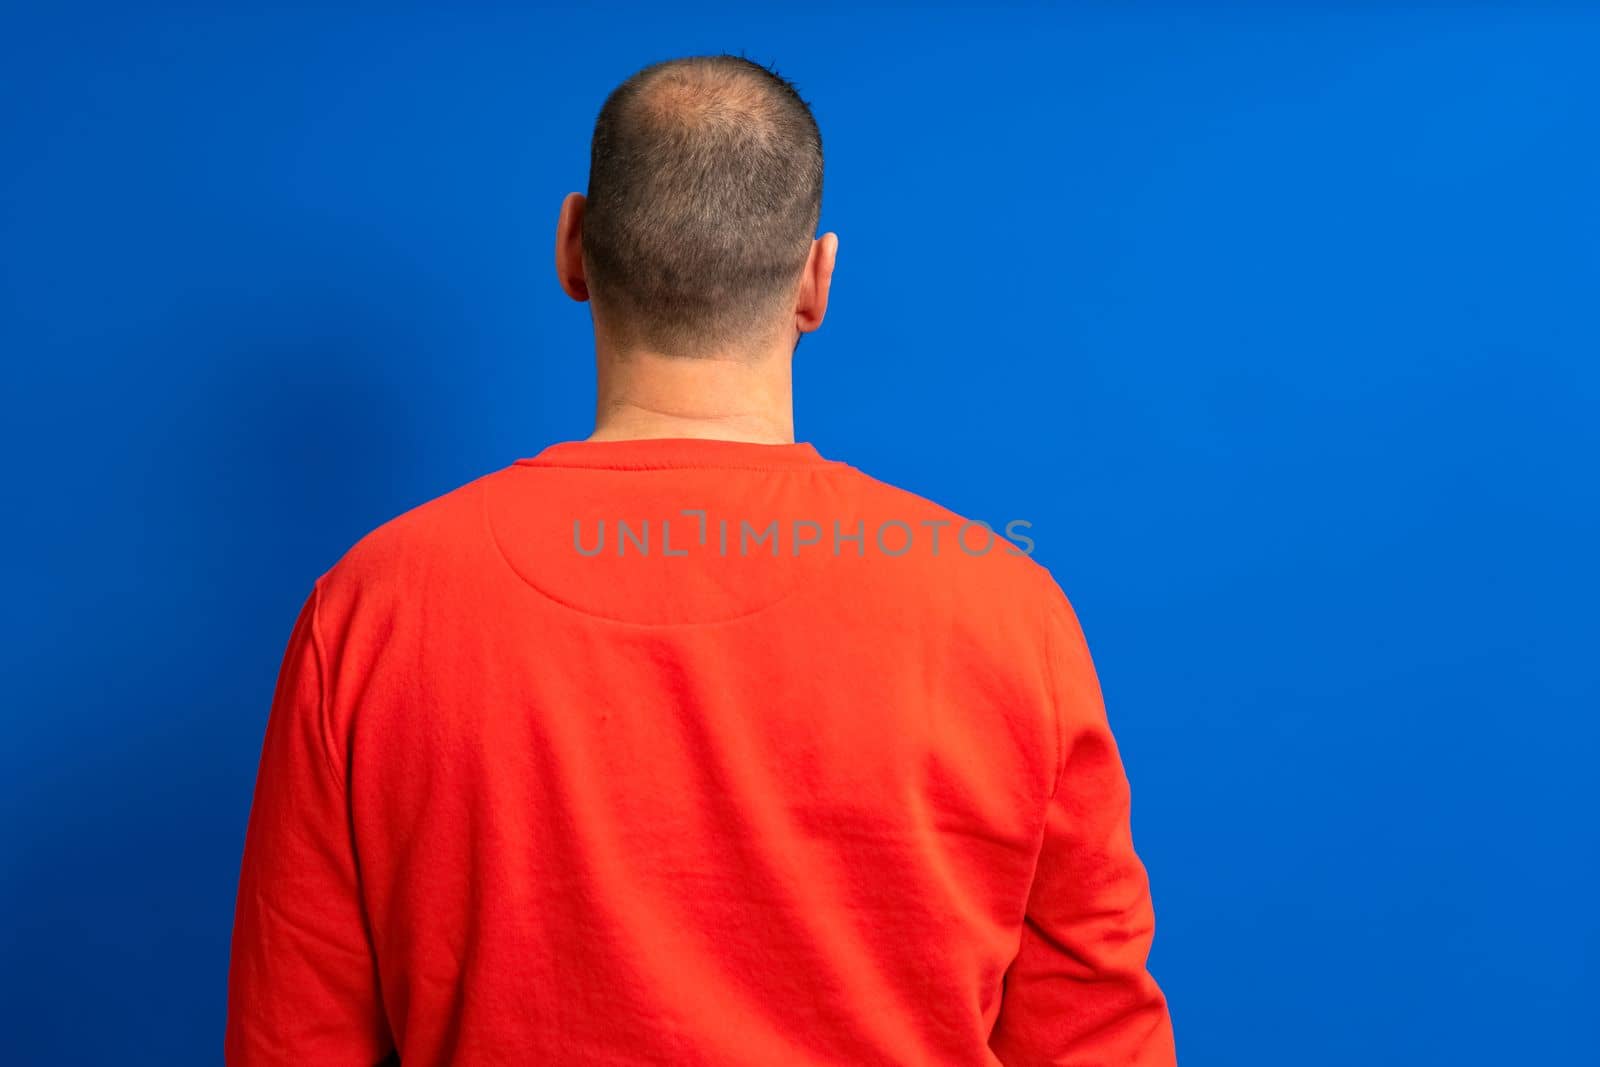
[226,54,1177,1065]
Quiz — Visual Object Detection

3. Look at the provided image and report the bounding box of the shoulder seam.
[308,578,346,791]
[1043,587,1067,802]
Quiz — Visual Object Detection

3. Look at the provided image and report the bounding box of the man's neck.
[588,339,796,445]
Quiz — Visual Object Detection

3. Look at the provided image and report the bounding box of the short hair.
[582,55,824,355]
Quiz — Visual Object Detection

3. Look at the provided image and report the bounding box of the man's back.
[226,436,1175,1065]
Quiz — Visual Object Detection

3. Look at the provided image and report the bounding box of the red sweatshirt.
[226,436,1176,1066]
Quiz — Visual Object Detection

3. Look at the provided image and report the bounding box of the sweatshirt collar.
[516,436,843,471]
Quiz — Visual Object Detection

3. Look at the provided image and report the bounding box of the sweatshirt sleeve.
[988,588,1177,1066]
[225,582,395,1066]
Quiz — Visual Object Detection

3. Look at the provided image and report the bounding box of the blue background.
[3,4,1596,1064]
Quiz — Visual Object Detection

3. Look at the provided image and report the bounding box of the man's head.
[556,55,835,359]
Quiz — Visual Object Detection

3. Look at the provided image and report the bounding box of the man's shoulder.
[314,464,518,601]
[830,461,1066,615]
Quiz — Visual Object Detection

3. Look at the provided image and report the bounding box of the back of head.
[582,55,824,357]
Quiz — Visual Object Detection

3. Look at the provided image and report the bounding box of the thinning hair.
[582,55,824,356]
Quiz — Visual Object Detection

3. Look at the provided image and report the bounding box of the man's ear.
[795,232,838,334]
[555,192,589,302]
